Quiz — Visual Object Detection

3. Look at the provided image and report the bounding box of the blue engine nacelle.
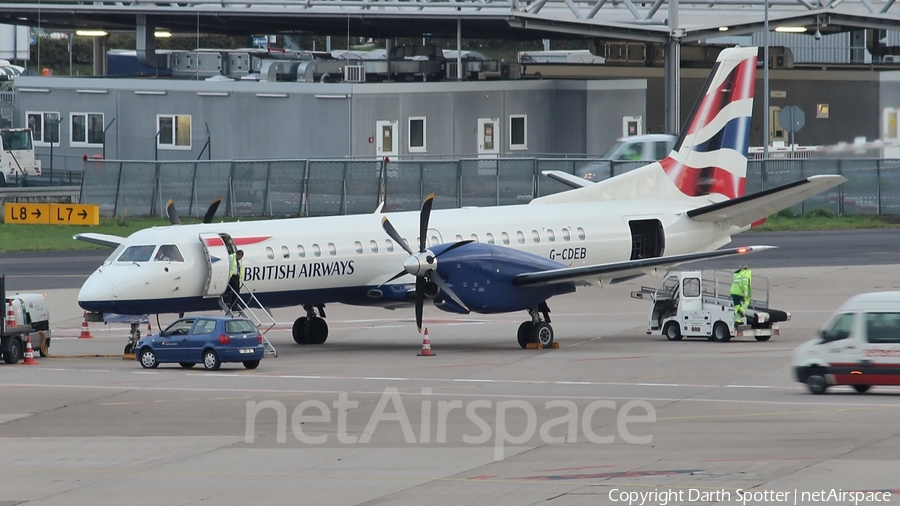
[429,242,575,314]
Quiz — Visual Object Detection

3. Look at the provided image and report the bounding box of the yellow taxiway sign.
[4,203,99,225]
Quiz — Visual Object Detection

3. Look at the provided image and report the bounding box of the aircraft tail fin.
[532,46,758,205]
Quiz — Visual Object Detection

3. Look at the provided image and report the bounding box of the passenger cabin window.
[471,234,479,242]
[328,243,337,256]
[297,245,306,258]
[430,235,439,246]
[281,246,290,259]
[355,241,363,254]
[154,244,184,262]
[865,312,900,343]
[562,229,571,241]
[370,240,379,253]
[547,229,555,242]
[486,233,494,244]
[265,247,275,260]
[577,227,586,240]
[455,235,463,242]
[683,278,700,298]
[118,245,156,263]
[501,232,510,245]
[313,244,321,257]
[822,313,856,342]
[517,231,525,244]
[532,230,540,243]
[193,319,217,335]
[385,239,394,252]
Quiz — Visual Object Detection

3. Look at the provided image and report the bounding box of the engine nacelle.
[430,242,575,314]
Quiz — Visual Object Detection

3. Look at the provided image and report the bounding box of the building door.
[622,116,643,137]
[376,120,398,157]
[477,118,499,157]
[768,106,788,145]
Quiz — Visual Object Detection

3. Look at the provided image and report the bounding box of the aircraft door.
[199,233,233,298]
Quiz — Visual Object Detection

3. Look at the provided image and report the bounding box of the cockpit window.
[118,245,156,263]
[103,244,126,265]
[154,245,184,262]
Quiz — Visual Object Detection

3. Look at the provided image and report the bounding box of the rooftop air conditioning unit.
[345,65,366,83]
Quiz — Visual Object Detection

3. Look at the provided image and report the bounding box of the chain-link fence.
[78,157,896,218]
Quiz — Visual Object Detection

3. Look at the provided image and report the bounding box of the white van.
[792,291,900,394]
[576,134,676,182]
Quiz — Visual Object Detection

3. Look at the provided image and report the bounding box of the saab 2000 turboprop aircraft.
[76,46,846,349]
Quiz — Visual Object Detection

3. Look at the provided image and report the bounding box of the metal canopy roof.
[3,1,900,43]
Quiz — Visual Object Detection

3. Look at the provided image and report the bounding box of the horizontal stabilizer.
[73,233,125,248]
[687,175,847,227]
[513,245,775,287]
[541,170,594,189]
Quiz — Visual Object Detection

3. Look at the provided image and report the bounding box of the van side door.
[816,312,862,384]
[861,312,900,385]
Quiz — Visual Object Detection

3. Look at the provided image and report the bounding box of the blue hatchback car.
[136,316,265,370]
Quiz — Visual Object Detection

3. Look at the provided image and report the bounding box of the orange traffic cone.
[22,336,37,365]
[5,300,16,328]
[78,311,93,339]
[418,328,435,357]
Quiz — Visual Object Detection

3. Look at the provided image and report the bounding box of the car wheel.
[139,348,158,369]
[179,362,195,369]
[243,360,260,370]
[711,321,731,343]
[663,322,682,341]
[3,338,22,364]
[203,349,221,371]
[516,322,533,349]
[806,370,828,395]
[531,322,554,347]
[853,384,871,394]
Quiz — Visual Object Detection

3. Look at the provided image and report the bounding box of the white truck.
[0,128,41,187]
[1,275,52,363]
[631,269,791,342]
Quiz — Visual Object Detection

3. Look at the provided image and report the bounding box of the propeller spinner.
[380,194,471,332]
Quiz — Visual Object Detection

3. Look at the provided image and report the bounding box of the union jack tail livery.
[661,46,757,200]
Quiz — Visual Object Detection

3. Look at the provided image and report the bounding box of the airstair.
[220,284,278,357]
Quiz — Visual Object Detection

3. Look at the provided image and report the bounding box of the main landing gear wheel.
[531,322,554,347]
[517,322,533,349]
[292,316,329,345]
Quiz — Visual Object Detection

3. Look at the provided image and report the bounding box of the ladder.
[220,284,278,357]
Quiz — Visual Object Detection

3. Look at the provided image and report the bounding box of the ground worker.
[228,250,244,310]
[730,263,752,324]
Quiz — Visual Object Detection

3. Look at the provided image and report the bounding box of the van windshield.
[601,141,627,159]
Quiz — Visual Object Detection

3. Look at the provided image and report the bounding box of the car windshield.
[601,140,627,159]
[225,320,258,334]
[118,245,156,263]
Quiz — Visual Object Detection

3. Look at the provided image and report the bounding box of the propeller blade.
[415,277,425,333]
[378,270,410,288]
[382,216,414,255]
[203,197,223,224]
[434,239,474,258]
[165,199,181,225]
[427,272,469,312]
[419,193,434,253]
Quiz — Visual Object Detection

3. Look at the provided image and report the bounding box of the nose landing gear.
[517,302,554,349]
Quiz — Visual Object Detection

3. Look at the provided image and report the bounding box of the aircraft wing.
[686,175,847,227]
[73,233,125,248]
[541,170,594,189]
[512,245,774,287]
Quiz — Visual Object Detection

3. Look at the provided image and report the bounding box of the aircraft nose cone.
[78,271,115,311]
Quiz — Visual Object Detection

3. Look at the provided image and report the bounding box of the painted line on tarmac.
[3,381,900,408]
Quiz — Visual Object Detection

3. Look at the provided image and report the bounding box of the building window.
[27,111,61,147]
[70,112,104,147]
[157,114,191,149]
[409,117,426,152]
[510,115,527,150]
